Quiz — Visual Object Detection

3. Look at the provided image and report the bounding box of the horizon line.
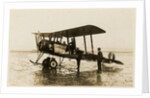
[10,50,134,53]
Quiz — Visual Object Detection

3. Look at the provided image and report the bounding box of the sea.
[7,51,134,87]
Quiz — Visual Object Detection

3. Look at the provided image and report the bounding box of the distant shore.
[10,50,133,54]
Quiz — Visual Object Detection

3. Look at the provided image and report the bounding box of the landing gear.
[29,52,44,65]
[59,57,64,66]
[41,56,63,69]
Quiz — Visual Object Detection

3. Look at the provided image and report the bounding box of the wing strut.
[73,37,76,50]
[83,35,87,54]
[90,34,94,54]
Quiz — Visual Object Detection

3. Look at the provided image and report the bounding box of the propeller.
[35,30,42,50]
[35,30,42,57]
[30,30,42,64]
[37,30,41,44]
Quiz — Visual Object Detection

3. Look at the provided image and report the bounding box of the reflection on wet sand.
[34,65,123,86]
[8,52,133,87]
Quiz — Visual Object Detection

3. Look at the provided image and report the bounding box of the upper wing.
[33,25,106,37]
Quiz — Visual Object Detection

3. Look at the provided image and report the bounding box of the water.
[7,52,134,87]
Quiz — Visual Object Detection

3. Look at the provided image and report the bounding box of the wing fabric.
[33,25,105,37]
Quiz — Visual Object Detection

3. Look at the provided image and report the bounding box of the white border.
[146,0,150,93]
[1,0,144,95]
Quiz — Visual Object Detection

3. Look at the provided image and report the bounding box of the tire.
[50,59,57,69]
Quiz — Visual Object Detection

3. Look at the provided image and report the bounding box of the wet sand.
[7,52,134,87]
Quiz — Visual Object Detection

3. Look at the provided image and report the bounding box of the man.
[42,57,50,68]
[97,48,103,73]
[76,48,83,75]
[70,38,76,54]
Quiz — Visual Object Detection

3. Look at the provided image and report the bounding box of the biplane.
[30,25,123,72]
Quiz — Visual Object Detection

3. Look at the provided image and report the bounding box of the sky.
[9,8,136,52]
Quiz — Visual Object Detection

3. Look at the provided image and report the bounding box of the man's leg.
[97,61,100,73]
[77,60,80,72]
[99,62,101,72]
[76,59,80,77]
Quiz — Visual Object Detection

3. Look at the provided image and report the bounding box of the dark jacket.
[98,51,103,62]
[42,58,50,67]
[70,40,75,49]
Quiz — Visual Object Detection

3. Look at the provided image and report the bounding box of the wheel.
[50,58,57,69]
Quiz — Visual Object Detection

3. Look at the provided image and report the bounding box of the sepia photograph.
[7,8,136,87]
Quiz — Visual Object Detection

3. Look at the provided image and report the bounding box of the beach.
[7,51,134,87]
